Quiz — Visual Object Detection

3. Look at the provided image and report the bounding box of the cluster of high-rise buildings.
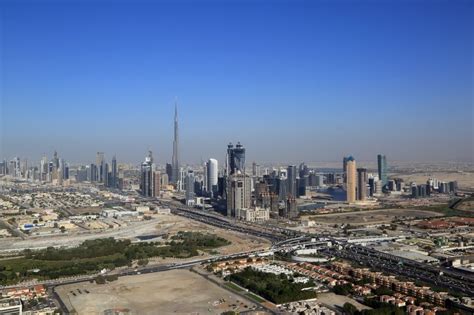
[411,179,458,198]
[75,152,119,189]
[343,154,388,203]
[0,151,70,184]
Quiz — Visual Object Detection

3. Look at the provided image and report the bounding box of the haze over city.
[1,0,472,164]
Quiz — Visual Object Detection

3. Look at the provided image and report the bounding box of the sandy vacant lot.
[155,214,271,256]
[56,269,257,315]
[310,208,442,225]
[317,292,371,311]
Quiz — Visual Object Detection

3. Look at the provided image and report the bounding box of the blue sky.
[1,0,473,164]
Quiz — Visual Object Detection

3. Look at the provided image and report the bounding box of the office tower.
[153,171,160,196]
[87,164,98,182]
[277,177,288,201]
[171,103,180,184]
[377,154,388,186]
[226,172,251,218]
[299,162,309,178]
[177,168,186,192]
[76,166,88,182]
[418,184,427,198]
[218,176,225,198]
[346,156,356,203]
[343,156,349,183]
[252,162,260,177]
[287,165,297,197]
[53,150,60,170]
[368,177,375,196]
[57,158,64,180]
[110,155,118,188]
[449,181,458,194]
[226,142,246,176]
[411,183,418,198]
[298,176,308,196]
[103,163,109,187]
[63,161,69,179]
[160,173,169,187]
[40,156,47,181]
[185,170,195,206]
[96,152,105,182]
[0,160,6,175]
[206,158,218,197]
[140,151,155,197]
[281,197,298,219]
[395,178,404,191]
[288,197,298,219]
[166,163,172,180]
[315,175,324,187]
[357,168,367,201]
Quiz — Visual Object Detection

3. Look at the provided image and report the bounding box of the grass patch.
[225,282,245,292]
[245,292,266,303]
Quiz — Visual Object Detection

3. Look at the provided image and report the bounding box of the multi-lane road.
[3,199,474,310]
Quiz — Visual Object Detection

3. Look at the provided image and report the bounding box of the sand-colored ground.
[56,269,258,315]
[309,208,442,225]
[317,292,371,311]
[397,172,474,191]
[154,214,271,256]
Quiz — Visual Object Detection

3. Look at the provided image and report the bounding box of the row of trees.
[0,233,230,285]
[228,267,315,304]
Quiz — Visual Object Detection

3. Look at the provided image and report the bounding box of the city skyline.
[1,1,473,163]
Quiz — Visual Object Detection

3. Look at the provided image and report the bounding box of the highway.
[3,200,474,311]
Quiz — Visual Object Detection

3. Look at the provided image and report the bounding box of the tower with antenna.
[171,100,180,185]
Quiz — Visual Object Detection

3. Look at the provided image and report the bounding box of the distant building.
[166,163,172,181]
[226,142,246,175]
[377,154,388,186]
[153,171,161,197]
[171,103,180,184]
[206,158,218,197]
[357,168,367,201]
[110,155,118,188]
[282,196,298,219]
[287,165,297,197]
[239,207,270,222]
[140,151,155,197]
[346,156,356,203]
[160,173,169,188]
[185,170,195,206]
[226,172,251,218]
[411,183,418,198]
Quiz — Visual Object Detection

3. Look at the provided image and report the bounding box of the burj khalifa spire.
[171,102,180,185]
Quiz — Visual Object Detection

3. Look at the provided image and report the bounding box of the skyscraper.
[357,168,367,201]
[185,170,195,206]
[287,165,297,197]
[227,172,251,218]
[346,156,356,203]
[343,156,349,183]
[206,158,218,197]
[110,155,118,188]
[226,142,246,176]
[171,103,180,185]
[140,151,155,197]
[96,152,105,183]
[377,154,388,187]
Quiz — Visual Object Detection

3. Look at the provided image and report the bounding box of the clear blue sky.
[1,0,473,165]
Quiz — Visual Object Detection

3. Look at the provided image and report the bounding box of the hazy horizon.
[1,1,473,164]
